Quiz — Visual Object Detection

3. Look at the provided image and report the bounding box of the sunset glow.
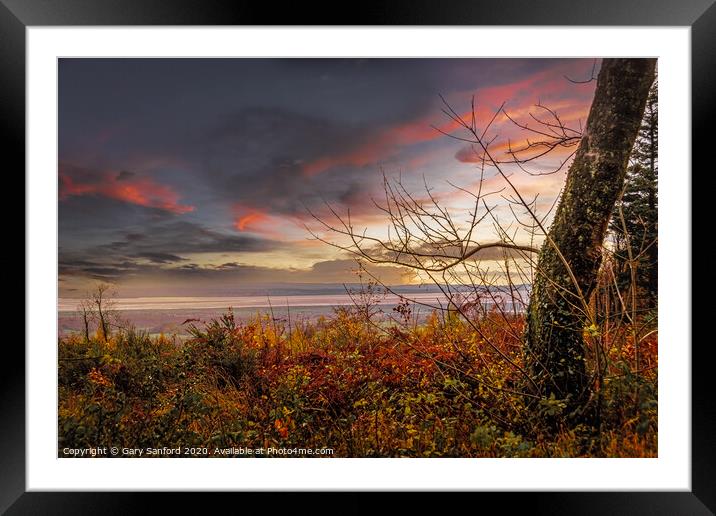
[59,58,597,297]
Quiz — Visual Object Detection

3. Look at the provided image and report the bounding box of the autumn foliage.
[58,299,657,458]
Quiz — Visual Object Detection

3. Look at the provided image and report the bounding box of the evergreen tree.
[525,59,656,414]
[610,78,658,310]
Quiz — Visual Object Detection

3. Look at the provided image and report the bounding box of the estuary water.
[57,289,528,336]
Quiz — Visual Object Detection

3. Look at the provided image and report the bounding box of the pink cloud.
[59,168,195,214]
[300,60,596,179]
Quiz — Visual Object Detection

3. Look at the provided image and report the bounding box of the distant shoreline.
[57,292,464,312]
[58,285,531,312]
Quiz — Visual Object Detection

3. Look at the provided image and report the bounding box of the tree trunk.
[525,59,656,414]
[82,311,90,343]
[646,92,659,308]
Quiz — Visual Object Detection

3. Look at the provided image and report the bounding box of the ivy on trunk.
[525,58,657,417]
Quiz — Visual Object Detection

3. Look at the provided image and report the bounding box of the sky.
[58,58,598,298]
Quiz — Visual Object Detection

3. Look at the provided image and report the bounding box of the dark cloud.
[58,59,585,227]
[133,252,186,264]
[150,258,415,285]
[58,58,597,296]
[97,221,281,257]
[217,262,239,269]
[132,221,284,255]
[59,257,148,281]
[197,107,386,216]
[59,194,175,235]
[82,267,127,278]
[59,254,417,296]
[116,170,135,181]
[103,259,414,295]
[59,220,286,283]
[367,240,530,264]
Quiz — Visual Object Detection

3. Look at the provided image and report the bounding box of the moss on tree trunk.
[525,59,656,415]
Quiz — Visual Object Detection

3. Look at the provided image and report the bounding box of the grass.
[58,304,657,458]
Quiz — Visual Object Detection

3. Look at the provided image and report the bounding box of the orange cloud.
[231,204,277,234]
[59,170,195,214]
[454,136,580,165]
[293,61,598,186]
[302,145,389,177]
[234,211,268,231]
[300,116,463,178]
[390,116,464,146]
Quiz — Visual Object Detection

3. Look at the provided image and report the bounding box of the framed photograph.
[8,0,712,512]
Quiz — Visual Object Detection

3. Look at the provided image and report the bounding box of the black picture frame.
[6,1,712,513]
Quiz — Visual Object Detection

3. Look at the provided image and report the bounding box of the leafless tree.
[308,58,656,424]
[77,298,94,343]
[90,283,117,342]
